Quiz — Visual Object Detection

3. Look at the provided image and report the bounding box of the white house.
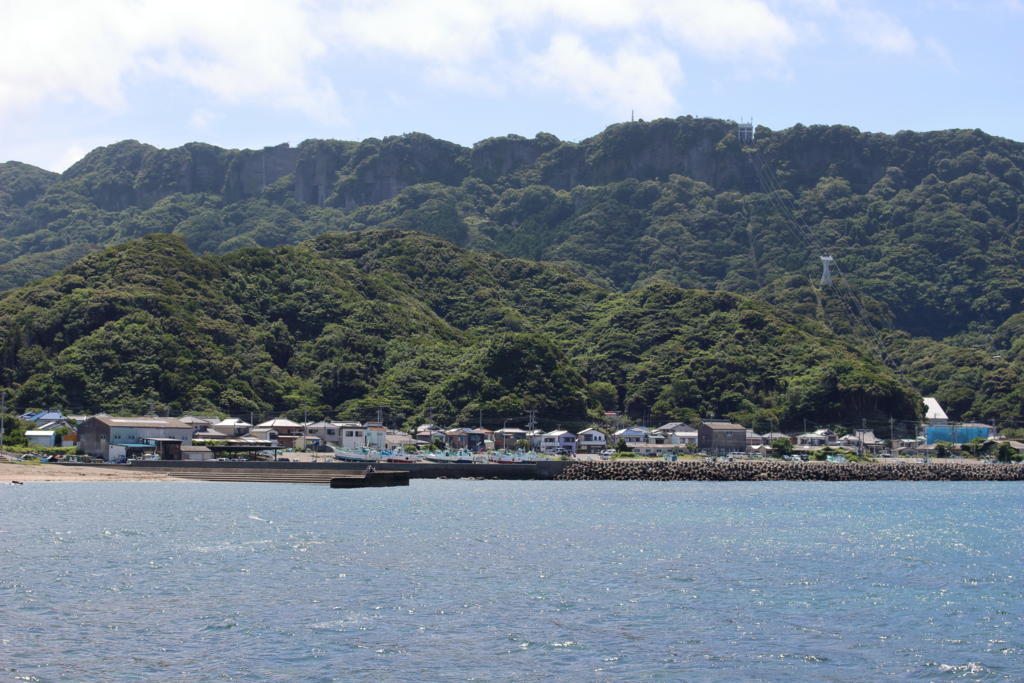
[305,420,341,445]
[213,418,252,436]
[662,429,698,445]
[613,426,649,446]
[335,422,366,450]
[540,430,577,454]
[796,429,837,447]
[25,430,58,447]
[577,427,607,453]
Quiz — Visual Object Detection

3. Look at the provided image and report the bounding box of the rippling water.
[2,481,1022,680]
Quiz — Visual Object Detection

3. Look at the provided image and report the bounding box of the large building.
[697,421,747,456]
[78,416,194,461]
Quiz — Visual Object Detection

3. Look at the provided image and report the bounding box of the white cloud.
[327,0,794,115]
[524,33,682,118]
[842,7,917,54]
[653,0,797,63]
[0,0,803,140]
[189,108,222,130]
[0,0,341,121]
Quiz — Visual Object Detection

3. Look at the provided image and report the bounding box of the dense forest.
[0,232,917,431]
[1,116,1022,427]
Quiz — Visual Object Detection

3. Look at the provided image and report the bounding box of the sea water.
[1,480,1022,680]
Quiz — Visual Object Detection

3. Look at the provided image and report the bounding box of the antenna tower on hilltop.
[738,119,755,145]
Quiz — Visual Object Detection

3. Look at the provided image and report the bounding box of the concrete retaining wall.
[126,459,568,480]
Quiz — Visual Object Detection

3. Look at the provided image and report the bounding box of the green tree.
[770,437,793,458]
[995,442,1021,463]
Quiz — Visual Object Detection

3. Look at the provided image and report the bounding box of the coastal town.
[5,395,1022,464]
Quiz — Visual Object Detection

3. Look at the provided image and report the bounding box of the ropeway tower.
[820,255,835,286]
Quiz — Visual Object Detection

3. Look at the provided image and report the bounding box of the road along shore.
[556,460,1024,481]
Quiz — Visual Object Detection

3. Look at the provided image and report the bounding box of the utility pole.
[527,409,537,432]
[377,406,383,424]
[478,409,483,429]
[889,416,895,450]
[1,390,6,454]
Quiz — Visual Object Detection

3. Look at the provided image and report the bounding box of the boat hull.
[330,471,410,488]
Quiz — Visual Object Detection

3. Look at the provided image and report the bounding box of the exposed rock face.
[327,134,470,209]
[223,143,300,202]
[293,139,356,206]
[470,134,560,183]
[29,117,1019,213]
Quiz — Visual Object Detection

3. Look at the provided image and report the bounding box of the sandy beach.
[0,462,178,483]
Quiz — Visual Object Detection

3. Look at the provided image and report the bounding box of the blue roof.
[19,410,65,423]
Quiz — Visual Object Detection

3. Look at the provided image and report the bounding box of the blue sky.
[2,0,1022,172]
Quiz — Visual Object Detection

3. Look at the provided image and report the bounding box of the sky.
[1,0,1022,172]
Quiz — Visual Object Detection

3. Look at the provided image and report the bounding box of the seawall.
[556,460,1024,481]
[126,459,567,480]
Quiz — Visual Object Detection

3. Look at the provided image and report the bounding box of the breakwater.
[556,460,1024,481]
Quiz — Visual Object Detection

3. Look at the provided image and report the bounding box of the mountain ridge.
[3,116,1023,424]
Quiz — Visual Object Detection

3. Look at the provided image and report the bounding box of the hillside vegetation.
[2,116,1022,424]
[0,232,917,430]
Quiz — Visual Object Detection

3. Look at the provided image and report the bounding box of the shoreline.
[3,459,1022,483]
[0,462,178,483]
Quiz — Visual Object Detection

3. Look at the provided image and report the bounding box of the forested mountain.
[2,116,1022,425]
[0,232,916,431]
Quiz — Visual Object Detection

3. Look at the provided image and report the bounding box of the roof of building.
[194,429,230,439]
[701,422,745,430]
[25,430,56,437]
[214,418,252,427]
[578,427,606,435]
[90,416,192,429]
[655,422,693,432]
[923,397,948,421]
[614,426,649,435]
[180,445,212,453]
[543,429,575,437]
[19,410,65,423]
[256,418,303,428]
[179,415,220,425]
